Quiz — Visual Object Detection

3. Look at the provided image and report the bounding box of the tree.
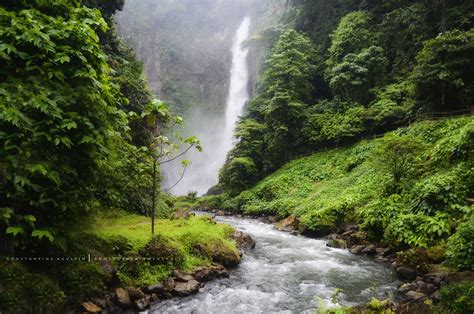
[327,46,388,103]
[377,134,423,192]
[140,100,201,237]
[410,29,474,111]
[0,0,122,251]
[326,11,377,70]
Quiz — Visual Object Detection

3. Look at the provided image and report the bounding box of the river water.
[150,215,398,313]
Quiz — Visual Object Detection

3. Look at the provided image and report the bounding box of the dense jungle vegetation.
[0,0,473,313]
[0,0,236,312]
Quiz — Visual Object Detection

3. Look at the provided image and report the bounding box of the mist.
[116,0,283,195]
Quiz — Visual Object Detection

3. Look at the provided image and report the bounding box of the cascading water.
[162,16,251,195]
[150,215,398,313]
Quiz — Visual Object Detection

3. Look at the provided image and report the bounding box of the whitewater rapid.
[150,215,398,313]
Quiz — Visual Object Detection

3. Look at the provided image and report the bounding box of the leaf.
[31,229,54,242]
[6,226,25,237]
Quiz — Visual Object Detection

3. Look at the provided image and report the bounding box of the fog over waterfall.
[162,16,251,195]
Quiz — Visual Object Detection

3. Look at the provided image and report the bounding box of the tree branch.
[158,144,194,164]
[161,164,188,192]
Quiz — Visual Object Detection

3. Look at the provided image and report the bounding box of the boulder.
[326,239,347,249]
[362,244,376,255]
[80,302,102,313]
[144,284,164,295]
[230,230,256,251]
[172,270,194,282]
[127,287,145,302]
[348,231,368,246]
[396,266,417,281]
[163,277,176,292]
[192,266,214,282]
[350,245,366,254]
[398,282,417,293]
[405,290,427,301]
[172,280,200,296]
[134,296,150,311]
[171,209,191,220]
[216,210,225,216]
[275,216,299,232]
[114,288,131,307]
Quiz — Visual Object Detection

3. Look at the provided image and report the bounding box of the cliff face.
[115,0,288,118]
[116,0,246,117]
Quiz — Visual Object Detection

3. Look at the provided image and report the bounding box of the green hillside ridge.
[201,116,473,268]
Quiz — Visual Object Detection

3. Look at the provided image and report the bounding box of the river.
[150,215,398,313]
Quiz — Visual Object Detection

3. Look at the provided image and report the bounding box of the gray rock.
[127,286,145,301]
[134,296,150,311]
[350,245,366,254]
[396,266,417,280]
[172,270,194,282]
[115,288,131,307]
[192,267,214,282]
[144,284,164,295]
[405,290,427,301]
[362,244,376,255]
[172,279,200,296]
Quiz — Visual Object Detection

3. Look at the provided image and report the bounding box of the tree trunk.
[151,158,156,238]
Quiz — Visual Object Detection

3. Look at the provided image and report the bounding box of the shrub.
[439,281,474,313]
[446,215,474,271]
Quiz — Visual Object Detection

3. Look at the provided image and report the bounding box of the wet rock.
[275,216,298,232]
[172,270,194,282]
[163,278,176,292]
[230,230,256,251]
[150,293,159,302]
[425,271,447,286]
[134,296,150,311]
[192,266,214,282]
[80,301,102,313]
[362,244,376,255]
[216,210,225,216]
[127,287,145,302]
[114,288,131,307]
[326,239,347,249]
[348,231,367,246]
[398,282,417,293]
[104,294,114,308]
[396,266,417,281]
[171,209,192,220]
[172,279,200,296]
[421,283,436,295]
[405,290,427,301]
[144,284,164,295]
[350,245,366,254]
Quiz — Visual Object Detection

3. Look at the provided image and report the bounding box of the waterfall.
[162,16,251,195]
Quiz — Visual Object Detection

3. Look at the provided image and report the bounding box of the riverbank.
[0,210,254,313]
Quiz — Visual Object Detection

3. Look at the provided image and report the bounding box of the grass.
[84,210,239,285]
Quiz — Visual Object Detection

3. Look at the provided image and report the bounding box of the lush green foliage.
[223,118,473,251]
[446,215,474,271]
[439,281,474,313]
[219,0,474,196]
[0,0,172,257]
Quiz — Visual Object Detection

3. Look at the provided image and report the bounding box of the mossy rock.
[192,240,241,267]
[140,235,185,266]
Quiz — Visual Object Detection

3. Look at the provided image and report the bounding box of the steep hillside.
[203,116,473,269]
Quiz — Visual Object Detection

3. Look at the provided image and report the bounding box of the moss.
[0,261,65,314]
